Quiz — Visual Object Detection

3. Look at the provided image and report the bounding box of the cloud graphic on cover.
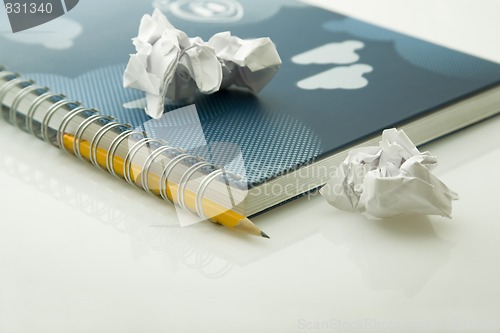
[322,19,500,81]
[297,64,373,90]
[292,40,365,65]
[1,17,82,50]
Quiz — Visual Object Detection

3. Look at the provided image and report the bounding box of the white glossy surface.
[1,1,500,332]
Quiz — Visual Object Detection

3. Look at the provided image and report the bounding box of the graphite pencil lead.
[261,231,270,239]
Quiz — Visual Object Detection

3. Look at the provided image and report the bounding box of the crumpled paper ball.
[320,128,459,219]
[123,9,282,119]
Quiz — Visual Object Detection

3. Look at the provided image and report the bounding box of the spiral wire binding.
[123,137,162,187]
[0,76,26,116]
[178,161,212,210]
[73,114,108,159]
[106,129,136,177]
[10,84,42,125]
[57,106,95,152]
[159,153,190,202]
[42,99,78,145]
[141,145,178,195]
[196,169,224,220]
[0,69,231,222]
[27,92,60,135]
[89,120,124,169]
[0,69,14,80]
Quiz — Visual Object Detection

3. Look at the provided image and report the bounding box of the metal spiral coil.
[0,68,230,222]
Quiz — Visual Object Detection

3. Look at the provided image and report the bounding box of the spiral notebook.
[1,0,500,218]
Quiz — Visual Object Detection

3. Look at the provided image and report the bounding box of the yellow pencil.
[62,133,269,238]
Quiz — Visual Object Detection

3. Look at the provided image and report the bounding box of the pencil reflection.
[0,123,238,278]
[0,122,454,286]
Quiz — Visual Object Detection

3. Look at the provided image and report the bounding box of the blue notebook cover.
[1,0,500,187]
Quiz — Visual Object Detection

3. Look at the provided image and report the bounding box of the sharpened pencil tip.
[261,231,270,239]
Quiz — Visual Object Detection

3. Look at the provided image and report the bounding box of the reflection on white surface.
[323,214,454,297]
[0,120,454,289]
[0,122,242,278]
[2,116,500,331]
[2,0,500,330]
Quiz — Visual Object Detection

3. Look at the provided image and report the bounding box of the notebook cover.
[1,0,500,187]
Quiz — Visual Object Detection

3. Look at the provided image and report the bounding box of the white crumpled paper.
[123,9,282,119]
[320,128,459,219]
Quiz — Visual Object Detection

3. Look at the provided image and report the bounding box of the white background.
[1,0,500,332]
